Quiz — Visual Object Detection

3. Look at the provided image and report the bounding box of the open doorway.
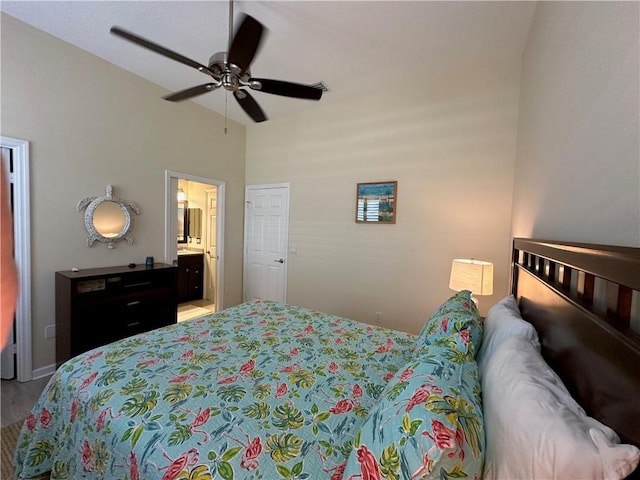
[164,171,225,319]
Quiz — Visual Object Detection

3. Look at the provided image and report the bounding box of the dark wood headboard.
[511,238,640,477]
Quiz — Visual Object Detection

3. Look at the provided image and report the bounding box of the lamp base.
[470,294,479,306]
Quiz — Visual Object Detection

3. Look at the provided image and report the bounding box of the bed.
[13,238,640,479]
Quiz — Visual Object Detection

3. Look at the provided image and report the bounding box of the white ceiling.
[1,1,537,126]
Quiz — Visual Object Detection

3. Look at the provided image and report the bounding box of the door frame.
[1,136,32,382]
[164,171,225,310]
[243,183,290,303]
[204,188,217,304]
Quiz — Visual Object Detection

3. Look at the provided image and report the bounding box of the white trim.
[164,170,225,310]
[32,364,56,381]
[164,172,179,265]
[1,136,32,382]
[212,185,225,309]
[246,183,291,190]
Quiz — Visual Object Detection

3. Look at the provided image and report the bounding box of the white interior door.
[243,184,289,303]
[205,188,217,305]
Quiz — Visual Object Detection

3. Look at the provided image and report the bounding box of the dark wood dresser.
[55,263,178,366]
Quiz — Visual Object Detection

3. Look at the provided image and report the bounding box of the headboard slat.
[583,273,595,305]
[562,265,573,290]
[618,285,632,325]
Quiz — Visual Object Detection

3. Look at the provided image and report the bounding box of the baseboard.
[32,363,56,380]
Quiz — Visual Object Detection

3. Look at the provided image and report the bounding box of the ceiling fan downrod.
[228,0,234,53]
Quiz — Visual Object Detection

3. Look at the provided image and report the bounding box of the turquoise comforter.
[14,300,415,479]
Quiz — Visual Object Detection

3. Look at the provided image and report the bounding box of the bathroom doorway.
[164,171,225,317]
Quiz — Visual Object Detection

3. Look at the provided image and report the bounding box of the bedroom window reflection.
[357,198,380,222]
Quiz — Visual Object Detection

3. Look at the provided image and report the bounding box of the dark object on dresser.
[177,253,203,302]
[55,263,178,366]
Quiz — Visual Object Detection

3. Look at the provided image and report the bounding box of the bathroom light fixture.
[177,188,186,202]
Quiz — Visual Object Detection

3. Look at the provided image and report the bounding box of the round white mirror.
[93,201,127,238]
[77,185,140,249]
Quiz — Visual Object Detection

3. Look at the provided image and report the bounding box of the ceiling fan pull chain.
[224,91,228,135]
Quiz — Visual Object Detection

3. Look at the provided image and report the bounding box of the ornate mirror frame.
[77,185,141,249]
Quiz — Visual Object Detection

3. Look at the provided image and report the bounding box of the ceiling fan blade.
[249,78,323,100]
[227,14,264,73]
[111,26,213,75]
[163,83,220,102]
[233,90,267,123]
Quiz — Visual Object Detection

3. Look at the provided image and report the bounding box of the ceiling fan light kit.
[110,1,322,123]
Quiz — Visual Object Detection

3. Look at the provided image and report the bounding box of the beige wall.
[7,1,637,377]
[1,14,246,374]
[246,61,521,333]
[512,1,640,246]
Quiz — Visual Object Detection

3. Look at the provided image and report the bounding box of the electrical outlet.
[375,312,382,324]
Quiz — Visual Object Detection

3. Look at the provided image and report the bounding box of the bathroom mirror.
[177,201,188,244]
[77,185,140,249]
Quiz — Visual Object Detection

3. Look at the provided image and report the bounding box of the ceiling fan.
[110,1,323,123]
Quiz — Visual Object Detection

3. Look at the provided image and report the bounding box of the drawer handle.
[127,301,141,307]
[126,321,141,328]
[125,282,152,288]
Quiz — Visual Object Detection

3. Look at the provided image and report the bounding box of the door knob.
[274,259,284,264]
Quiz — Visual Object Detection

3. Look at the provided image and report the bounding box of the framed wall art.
[355,181,397,224]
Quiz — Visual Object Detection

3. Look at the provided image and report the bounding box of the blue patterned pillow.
[342,346,485,479]
[416,290,483,357]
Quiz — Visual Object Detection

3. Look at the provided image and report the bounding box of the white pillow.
[476,295,540,373]
[482,335,640,480]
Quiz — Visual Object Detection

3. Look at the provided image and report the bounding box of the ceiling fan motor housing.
[208,51,252,92]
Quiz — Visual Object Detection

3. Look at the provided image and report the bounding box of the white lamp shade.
[449,259,494,295]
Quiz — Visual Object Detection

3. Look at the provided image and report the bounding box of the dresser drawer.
[75,269,174,297]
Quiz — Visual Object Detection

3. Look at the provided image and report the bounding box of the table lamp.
[449,258,494,305]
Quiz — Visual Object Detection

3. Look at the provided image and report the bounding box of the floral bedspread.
[14,300,416,480]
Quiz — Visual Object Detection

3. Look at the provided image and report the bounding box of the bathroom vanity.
[177,251,204,302]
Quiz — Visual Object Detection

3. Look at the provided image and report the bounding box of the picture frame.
[355,181,397,224]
